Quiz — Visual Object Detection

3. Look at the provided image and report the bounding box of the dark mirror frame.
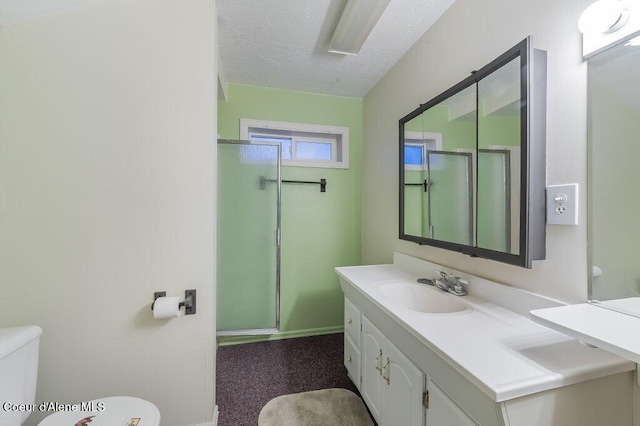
[398,37,546,268]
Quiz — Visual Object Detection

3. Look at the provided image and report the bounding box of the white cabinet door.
[347,308,480,426]
[384,339,425,426]
[363,316,425,426]
[426,378,477,426]
[362,316,385,424]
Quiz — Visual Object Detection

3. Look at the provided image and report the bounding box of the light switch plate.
[547,184,578,225]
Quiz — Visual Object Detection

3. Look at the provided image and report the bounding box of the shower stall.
[216,140,281,336]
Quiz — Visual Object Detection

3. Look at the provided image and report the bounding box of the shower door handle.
[275,228,281,247]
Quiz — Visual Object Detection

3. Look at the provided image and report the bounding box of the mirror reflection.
[399,37,545,268]
[401,59,521,251]
[403,114,430,238]
[424,85,476,246]
[589,39,640,317]
[477,57,521,254]
[402,85,476,246]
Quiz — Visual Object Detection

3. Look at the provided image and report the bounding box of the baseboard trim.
[188,405,217,426]
[217,326,344,346]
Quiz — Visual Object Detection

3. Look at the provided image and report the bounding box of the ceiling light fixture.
[578,0,629,34]
[328,0,391,56]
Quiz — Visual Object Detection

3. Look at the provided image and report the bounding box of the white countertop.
[531,301,640,365]
[336,253,634,402]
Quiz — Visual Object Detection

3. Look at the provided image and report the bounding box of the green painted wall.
[423,105,476,151]
[404,170,427,236]
[478,113,520,148]
[477,104,520,252]
[217,84,362,344]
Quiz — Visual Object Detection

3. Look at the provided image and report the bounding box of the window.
[240,119,349,169]
[404,144,425,166]
[403,132,442,170]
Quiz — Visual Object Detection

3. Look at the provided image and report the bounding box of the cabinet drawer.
[344,297,361,347]
[344,334,361,390]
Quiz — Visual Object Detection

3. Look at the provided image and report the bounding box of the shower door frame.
[216,139,282,336]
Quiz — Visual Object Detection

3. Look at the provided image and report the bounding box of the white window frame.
[240,118,349,169]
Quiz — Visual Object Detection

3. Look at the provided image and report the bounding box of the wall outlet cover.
[546,184,578,226]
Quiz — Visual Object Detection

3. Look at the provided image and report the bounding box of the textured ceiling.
[0,0,456,98]
[217,0,456,98]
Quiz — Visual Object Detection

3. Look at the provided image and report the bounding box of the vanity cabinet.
[345,296,477,426]
[426,379,476,426]
[362,316,425,426]
[360,315,383,420]
[338,257,636,426]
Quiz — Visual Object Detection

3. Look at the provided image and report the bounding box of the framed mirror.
[588,34,640,316]
[399,37,546,268]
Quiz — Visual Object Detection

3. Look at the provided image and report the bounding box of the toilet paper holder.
[151,289,197,315]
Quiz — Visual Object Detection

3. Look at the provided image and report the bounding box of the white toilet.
[0,326,160,426]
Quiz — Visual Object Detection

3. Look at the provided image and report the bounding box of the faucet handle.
[435,270,448,281]
[451,277,469,295]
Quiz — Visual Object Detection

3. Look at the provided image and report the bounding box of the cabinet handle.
[382,357,390,385]
[347,318,352,324]
[375,349,383,374]
[346,356,352,363]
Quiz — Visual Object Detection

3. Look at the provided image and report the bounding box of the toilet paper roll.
[153,296,183,319]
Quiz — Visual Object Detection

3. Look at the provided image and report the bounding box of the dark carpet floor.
[216,332,363,426]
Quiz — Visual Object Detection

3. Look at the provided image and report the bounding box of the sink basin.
[373,280,469,314]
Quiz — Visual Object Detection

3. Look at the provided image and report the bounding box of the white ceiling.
[0,0,457,99]
[217,0,456,98]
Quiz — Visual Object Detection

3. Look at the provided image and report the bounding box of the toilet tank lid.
[0,326,42,360]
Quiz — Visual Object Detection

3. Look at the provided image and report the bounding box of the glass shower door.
[427,151,473,246]
[217,141,280,336]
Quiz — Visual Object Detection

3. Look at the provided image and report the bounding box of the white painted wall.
[590,77,640,301]
[0,0,217,425]
[363,0,594,303]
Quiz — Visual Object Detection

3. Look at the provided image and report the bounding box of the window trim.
[240,118,349,169]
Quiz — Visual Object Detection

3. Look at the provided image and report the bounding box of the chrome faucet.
[434,270,468,296]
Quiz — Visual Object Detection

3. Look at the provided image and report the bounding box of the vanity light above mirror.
[579,0,640,57]
[399,37,547,268]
